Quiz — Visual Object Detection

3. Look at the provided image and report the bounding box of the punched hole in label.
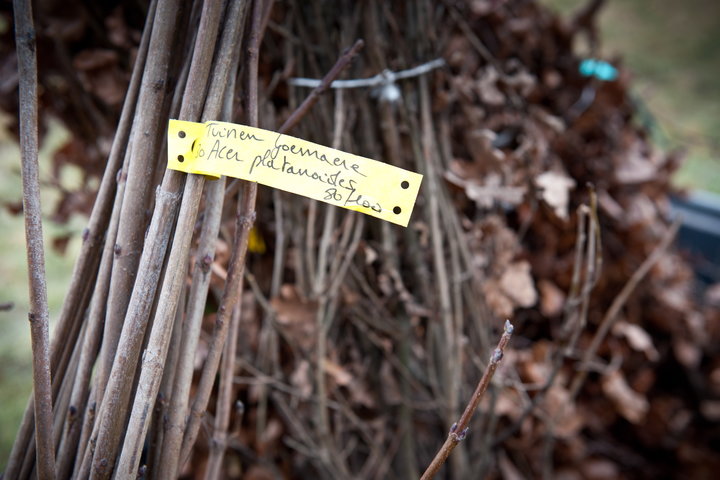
[178,155,185,163]
[401,180,409,189]
[178,131,186,138]
[393,206,402,215]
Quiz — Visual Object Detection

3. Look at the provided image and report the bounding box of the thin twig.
[179,180,258,469]
[160,176,226,478]
[420,320,514,480]
[376,96,421,479]
[147,280,186,479]
[419,72,464,473]
[204,302,242,480]
[279,38,364,133]
[565,190,601,355]
[72,387,96,477]
[312,89,352,475]
[161,184,226,475]
[13,0,56,477]
[55,175,123,479]
[568,220,680,399]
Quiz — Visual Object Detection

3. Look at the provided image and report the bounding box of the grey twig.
[13,0,56,477]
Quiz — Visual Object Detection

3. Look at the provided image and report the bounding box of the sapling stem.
[13,0,56,477]
[420,320,514,480]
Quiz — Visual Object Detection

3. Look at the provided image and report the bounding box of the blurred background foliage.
[0,0,719,469]
[544,0,720,192]
[0,112,84,466]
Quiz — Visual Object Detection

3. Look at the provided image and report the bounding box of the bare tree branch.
[13,0,55,477]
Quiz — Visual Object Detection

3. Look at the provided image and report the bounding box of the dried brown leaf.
[673,338,701,368]
[601,370,649,424]
[499,260,538,308]
[544,385,584,437]
[290,360,312,399]
[535,170,575,220]
[612,321,660,361]
[483,279,514,318]
[476,66,506,106]
[538,279,565,317]
[581,458,620,480]
[271,285,318,351]
[614,140,659,184]
[323,359,353,387]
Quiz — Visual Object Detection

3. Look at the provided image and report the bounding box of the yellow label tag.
[167,120,422,226]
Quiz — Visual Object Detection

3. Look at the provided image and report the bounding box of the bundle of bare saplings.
[3,0,719,478]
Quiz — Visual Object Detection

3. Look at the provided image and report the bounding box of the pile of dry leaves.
[2,0,719,478]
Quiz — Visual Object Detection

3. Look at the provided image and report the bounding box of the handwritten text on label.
[167,119,422,226]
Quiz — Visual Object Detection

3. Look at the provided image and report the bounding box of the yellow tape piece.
[167,119,423,227]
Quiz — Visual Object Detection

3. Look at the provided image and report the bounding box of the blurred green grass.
[0,112,83,470]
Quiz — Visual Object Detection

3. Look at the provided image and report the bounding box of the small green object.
[579,59,618,81]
